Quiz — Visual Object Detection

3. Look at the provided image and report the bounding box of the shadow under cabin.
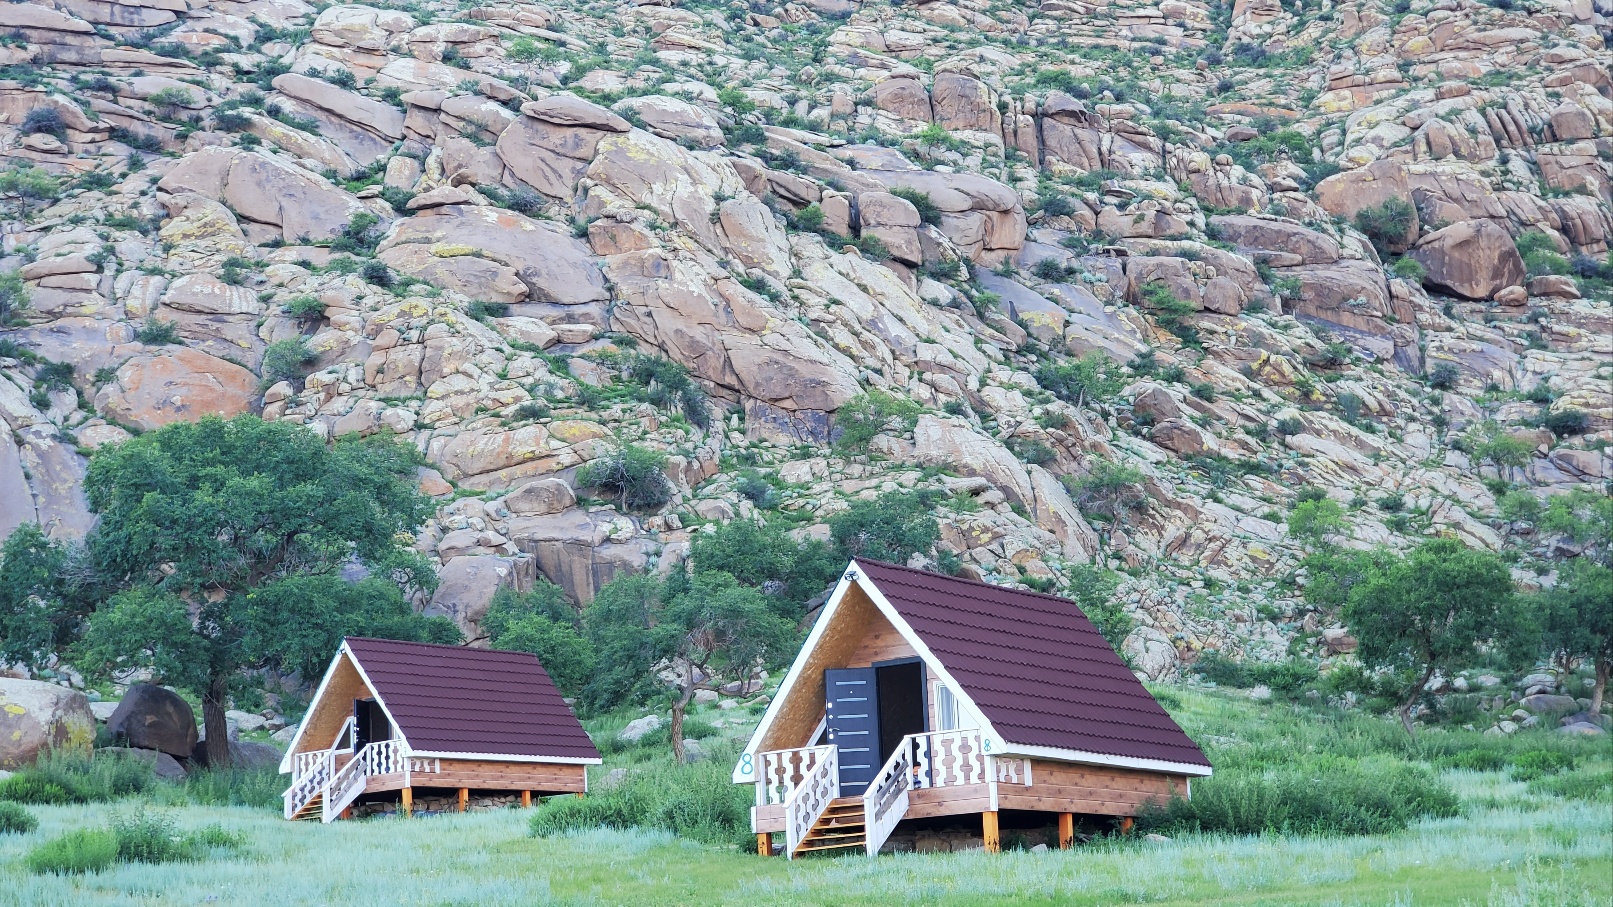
[733,559,1211,858]
[279,637,600,821]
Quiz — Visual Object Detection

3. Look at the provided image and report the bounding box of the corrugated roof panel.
[345,637,600,761]
[857,560,1210,769]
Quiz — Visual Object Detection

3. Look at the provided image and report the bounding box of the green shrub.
[175,765,282,809]
[1529,767,1611,802]
[832,390,921,452]
[1035,352,1124,408]
[26,828,118,874]
[135,317,182,345]
[1391,257,1426,282]
[791,203,825,233]
[0,751,154,804]
[112,811,191,864]
[22,107,66,137]
[1192,651,1252,687]
[1427,361,1459,389]
[467,300,510,321]
[1508,750,1575,782]
[1541,409,1589,438]
[1515,231,1572,278]
[1137,759,1459,837]
[1353,199,1415,254]
[530,757,751,846]
[283,295,325,319]
[0,801,38,833]
[889,187,941,226]
[1248,659,1320,695]
[261,337,316,385]
[578,443,672,511]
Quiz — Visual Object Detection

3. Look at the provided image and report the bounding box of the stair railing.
[323,738,407,823]
[282,717,354,820]
[784,745,839,859]
[862,741,913,856]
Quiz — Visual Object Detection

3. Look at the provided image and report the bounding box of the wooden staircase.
[793,797,866,856]
[289,790,324,821]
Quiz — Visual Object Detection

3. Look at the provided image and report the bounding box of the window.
[933,682,960,731]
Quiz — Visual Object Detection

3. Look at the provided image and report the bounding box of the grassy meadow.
[0,687,1607,907]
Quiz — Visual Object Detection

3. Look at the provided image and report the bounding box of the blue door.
[825,668,880,795]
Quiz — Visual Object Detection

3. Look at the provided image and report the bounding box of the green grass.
[0,689,1606,905]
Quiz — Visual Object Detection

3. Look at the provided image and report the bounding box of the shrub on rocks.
[0,801,37,834]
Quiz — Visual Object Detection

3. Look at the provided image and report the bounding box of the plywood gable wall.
[758,581,957,751]
[293,652,378,755]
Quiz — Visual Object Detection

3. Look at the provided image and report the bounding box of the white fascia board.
[340,641,413,754]
[731,566,861,784]
[276,643,351,774]
[997,742,1213,778]
[409,751,602,766]
[849,563,1013,758]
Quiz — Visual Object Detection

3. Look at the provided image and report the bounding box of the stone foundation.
[353,792,524,818]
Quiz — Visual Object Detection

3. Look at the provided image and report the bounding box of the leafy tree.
[1539,561,1612,714]
[1353,198,1415,255]
[1538,487,1612,567]
[582,571,796,761]
[483,582,595,698]
[75,416,442,765]
[1066,461,1148,549]
[1343,538,1520,735]
[1461,420,1533,483]
[832,390,921,453]
[1065,564,1129,648]
[0,269,29,327]
[1288,498,1346,547]
[828,490,941,566]
[690,519,841,611]
[0,526,98,667]
[577,442,672,512]
[0,165,62,217]
[1035,352,1123,408]
[260,337,315,386]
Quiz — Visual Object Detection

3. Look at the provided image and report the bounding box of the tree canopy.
[70,416,453,765]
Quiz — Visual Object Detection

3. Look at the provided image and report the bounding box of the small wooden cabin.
[279,637,600,822]
[733,559,1210,858]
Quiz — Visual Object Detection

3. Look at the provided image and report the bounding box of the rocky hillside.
[1,0,1608,680]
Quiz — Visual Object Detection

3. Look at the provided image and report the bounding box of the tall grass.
[530,754,751,847]
[0,751,283,810]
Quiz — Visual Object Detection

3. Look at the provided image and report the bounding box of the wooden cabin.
[279,637,600,822]
[732,559,1211,858]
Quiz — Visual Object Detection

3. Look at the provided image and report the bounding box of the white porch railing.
[862,740,912,856]
[283,721,435,821]
[910,729,987,789]
[756,744,834,807]
[782,745,839,859]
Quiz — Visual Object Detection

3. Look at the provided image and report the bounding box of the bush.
[112,811,191,864]
[1136,759,1459,837]
[1427,362,1459,389]
[22,107,66,137]
[832,390,921,452]
[1529,767,1612,802]
[360,259,393,287]
[1515,231,1572,278]
[283,295,325,319]
[135,317,182,345]
[0,801,38,834]
[889,187,941,226]
[530,758,752,846]
[578,443,672,511]
[1352,198,1415,255]
[26,828,118,874]
[1391,257,1426,282]
[467,300,510,321]
[330,213,381,255]
[1035,352,1124,408]
[0,751,154,804]
[175,765,282,809]
[1541,409,1589,438]
[1193,651,1253,687]
[261,337,316,385]
[828,489,942,565]
[1508,750,1575,782]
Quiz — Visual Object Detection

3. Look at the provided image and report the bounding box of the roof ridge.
[854,558,1088,607]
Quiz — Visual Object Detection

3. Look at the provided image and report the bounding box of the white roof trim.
[733,560,1001,781]
[998,742,1213,777]
[410,751,602,765]
[276,639,411,774]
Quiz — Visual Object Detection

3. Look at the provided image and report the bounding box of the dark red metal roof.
[855,560,1210,769]
[344,637,600,761]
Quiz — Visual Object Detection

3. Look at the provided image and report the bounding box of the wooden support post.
[1058,813,1074,850]
[341,806,353,821]
[757,832,772,857]
[457,788,469,813]
[575,792,585,799]
[521,790,532,808]
[1120,817,1134,835]
[401,787,413,817]
[982,811,1000,854]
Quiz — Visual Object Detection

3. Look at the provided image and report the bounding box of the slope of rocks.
[1,0,1608,679]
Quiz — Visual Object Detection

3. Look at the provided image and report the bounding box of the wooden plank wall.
[757,583,883,753]
[294,654,373,755]
[997,761,1187,816]
[366,760,587,794]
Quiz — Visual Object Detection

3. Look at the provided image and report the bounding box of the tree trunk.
[669,687,692,765]
[1593,657,1608,718]
[202,673,232,768]
[1398,663,1438,737]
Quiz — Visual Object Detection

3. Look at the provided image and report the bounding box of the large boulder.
[0,679,95,770]
[1208,214,1341,265]
[496,95,630,199]
[94,348,259,432]
[862,168,1025,262]
[424,555,523,636]
[868,72,932,122]
[1410,220,1526,300]
[612,95,723,149]
[158,148,373,243]
[97,746,188,781]
[376,205,608,310]
[105,684,199,760]
[1314,159,1419,250]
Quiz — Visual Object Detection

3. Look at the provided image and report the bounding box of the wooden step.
[796,839,865,853]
